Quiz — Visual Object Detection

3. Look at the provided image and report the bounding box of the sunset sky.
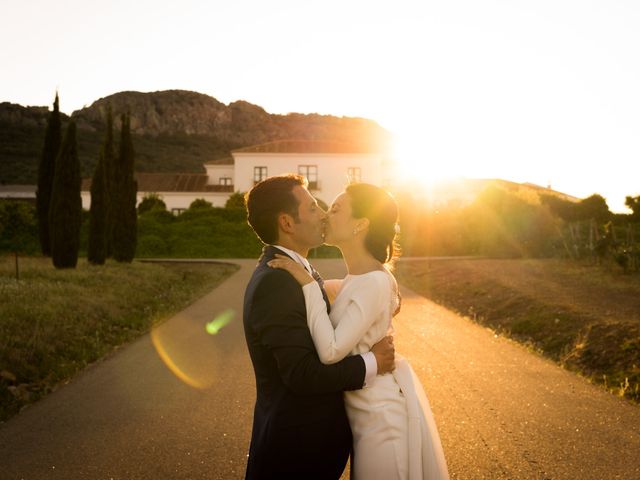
[2,0,639,212]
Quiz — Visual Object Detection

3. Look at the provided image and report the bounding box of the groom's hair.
[245,174,307,244]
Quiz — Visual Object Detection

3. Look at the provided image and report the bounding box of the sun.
[389,126,463,187]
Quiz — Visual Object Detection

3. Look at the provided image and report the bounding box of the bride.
[267,183,449,480]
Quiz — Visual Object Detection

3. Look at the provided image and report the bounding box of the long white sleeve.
[302,273,387,365]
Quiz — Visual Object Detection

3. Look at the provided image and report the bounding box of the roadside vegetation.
[0,257,238,422]
[1,197,339,261]
[394,257,640,402]
[136,202,262,258]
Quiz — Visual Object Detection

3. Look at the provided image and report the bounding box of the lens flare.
[150,330,210,389]
[206,309,234,335]
[150,308,236,389]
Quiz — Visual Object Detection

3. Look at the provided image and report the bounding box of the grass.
[394,258,640,402]
[0,256,239,422]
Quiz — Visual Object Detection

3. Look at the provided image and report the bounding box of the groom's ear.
[278,213,296,234]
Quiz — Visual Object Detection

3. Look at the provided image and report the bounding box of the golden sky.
[2,0,639,212]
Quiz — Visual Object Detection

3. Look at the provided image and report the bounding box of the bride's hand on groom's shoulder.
[268,254,314,286]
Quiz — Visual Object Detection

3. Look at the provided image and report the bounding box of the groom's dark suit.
[243,246,366,480]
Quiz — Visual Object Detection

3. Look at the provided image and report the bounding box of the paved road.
[1,259,639,479]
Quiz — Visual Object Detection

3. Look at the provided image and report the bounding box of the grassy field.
[0,256,239,422]
[394,258,640,402]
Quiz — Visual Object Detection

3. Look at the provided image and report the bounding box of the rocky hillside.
[0,103,54,128]
[0,90,389,184]
[72,90,230,136]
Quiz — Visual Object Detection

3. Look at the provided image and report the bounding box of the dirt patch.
[394,258,640,401]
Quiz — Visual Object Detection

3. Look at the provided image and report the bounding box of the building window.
[347,167,361,183]
[219,177,232,186]
[254,166,268,184]
[298,165,318,190]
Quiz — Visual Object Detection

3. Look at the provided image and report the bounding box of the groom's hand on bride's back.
[371,336,395,374]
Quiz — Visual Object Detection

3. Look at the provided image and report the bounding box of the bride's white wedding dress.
[302,269,449,480]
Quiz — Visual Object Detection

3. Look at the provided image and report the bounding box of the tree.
[87,152,108,264]
[189,198,213,210]
[111,114,137,262]
[102,105,116,257]
[36,93,62,256]
[138,193,166,214]
[540,194,579,222]
[625,195,640,220]
[49,121,82,269]
[578,194,611,223]
[224,191,246,209]
[0,202,37,280]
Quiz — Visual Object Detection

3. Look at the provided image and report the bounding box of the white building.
[79,140,392,213]
[80,168,235,215]
[0,185,37,201]
[228,140,393,207]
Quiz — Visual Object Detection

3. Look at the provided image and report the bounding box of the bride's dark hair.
[345,183,401,265]
[346,183,402,315]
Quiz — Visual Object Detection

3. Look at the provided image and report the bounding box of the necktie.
[308,264,331,314]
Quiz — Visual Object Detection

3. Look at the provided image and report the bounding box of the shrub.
[137,193,166,214]
[136,234,170,257]
[225,191,246,209]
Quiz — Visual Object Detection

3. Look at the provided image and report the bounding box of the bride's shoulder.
[364,269,398,297]
[348,270,392,290]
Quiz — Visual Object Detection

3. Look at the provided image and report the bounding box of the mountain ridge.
[0,90,390,184]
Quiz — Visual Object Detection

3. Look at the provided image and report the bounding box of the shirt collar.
[272,245,312,273]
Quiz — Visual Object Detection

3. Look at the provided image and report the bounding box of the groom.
[243,174,395,479]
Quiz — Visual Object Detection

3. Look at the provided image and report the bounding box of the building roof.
[232,140,379,154]
[0,185,37,194]
[204,156,234,166]
[81,173,231,193]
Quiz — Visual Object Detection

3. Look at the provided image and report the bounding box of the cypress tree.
[112,114,137,262]
[87,152,107,264]
[49,121,82,269]
[36,92,62,256]
[102,106,116,257]
[88,105,114,264]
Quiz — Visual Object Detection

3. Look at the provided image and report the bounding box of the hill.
[0,90,390,184]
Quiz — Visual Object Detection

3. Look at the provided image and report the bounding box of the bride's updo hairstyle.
[345,183,400,264]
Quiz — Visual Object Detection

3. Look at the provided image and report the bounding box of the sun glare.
[391,128,463,187]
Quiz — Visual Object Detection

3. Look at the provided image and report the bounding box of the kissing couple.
[242,174,449,479]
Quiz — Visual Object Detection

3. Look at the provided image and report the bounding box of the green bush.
[188,198,213,210]
[225,192,246,209]
[134,207,262,258]
[137,193,167,214]
[0,201,39,254]
[137,234,170,257]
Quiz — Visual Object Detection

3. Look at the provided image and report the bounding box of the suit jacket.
[243,246,366,480]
